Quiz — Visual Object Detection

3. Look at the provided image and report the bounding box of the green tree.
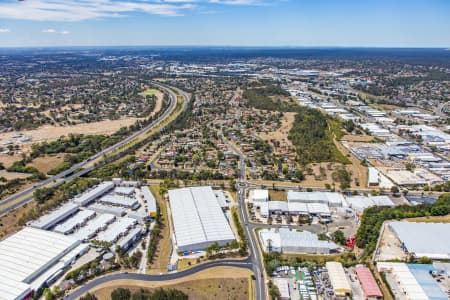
[331,230,346,245]
[80,293,98,300]
[111,288,131,300]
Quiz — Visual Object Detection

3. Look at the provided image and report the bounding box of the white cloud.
[0,0,275,21]
[0,28,11,33]
[42,28,57,33]
[61,30,70,35]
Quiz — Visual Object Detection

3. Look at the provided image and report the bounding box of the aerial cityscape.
[0,1,449,300]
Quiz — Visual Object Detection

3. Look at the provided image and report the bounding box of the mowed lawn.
[142,89,161,97]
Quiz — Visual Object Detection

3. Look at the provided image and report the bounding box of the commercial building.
[259,228,338,254]
[326,262,352,297]
[141,186,157,217]
[390,222,450,260]
[30,202,79,230]
[354,267,383,300]
[0,227,82,300]
[73,181,115,206]
[168,186,235,252]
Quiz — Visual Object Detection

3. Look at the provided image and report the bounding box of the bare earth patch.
[29,155,65,174]
[0,119,142,147]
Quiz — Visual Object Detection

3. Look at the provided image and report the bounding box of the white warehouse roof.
[0,227,80,299]
[73,181,114,206]
[168,186,235,252]
[30,202,79,230]
[287,191,343,206]
[390,222,450,259]
[141,186,157,215]
[70,213,116,241]
[96,217,136,243]
[251,189,269,202]
[53,209,96,234]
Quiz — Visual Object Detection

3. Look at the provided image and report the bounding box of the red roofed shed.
[354,267,383,300]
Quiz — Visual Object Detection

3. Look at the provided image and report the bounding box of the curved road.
[64,259,253,300]
[0,82,189,216]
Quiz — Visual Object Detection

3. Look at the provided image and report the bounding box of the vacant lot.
[29,155,65,174]
[258,111,296,151]
[90,267,252,300]
[0,170,29,181]
[0,154,22,169]
[0,118,142,146]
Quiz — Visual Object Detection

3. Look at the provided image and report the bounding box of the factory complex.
[0,178,157,300]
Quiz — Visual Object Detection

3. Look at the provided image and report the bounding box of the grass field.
[142,89,161,97]
[148,185,172,274]
[405,214,450,223]
[268,189,287,201]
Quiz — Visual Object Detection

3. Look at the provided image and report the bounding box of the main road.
[0,82,189,216]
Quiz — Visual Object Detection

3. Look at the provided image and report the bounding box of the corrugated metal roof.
[0,227,80,298]
[326,262,352,296]
[168,186,235,251]
[354,267,382,298]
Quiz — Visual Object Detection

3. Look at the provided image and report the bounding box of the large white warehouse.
[168,186,235,252]
[0,227,82,300]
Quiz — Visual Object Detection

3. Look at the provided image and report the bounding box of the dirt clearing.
[29,155,65,174]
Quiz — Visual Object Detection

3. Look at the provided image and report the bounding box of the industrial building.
[53,209,96,234]
[259,201,331,218]
[0,227,83,300]
[377,262,447,300]
[259,228,338,254]
[30,202,79,230]
[249,189,269,202]
[390,222,450,259]
[141,186,157,217]
[346,195,394,213]
[168,186,235,252]
[116,227,143,251]
[95,217,137,243]
[287,191,344,207]
[73,181,115,206]
[326,262,352,297]
[70,213,116,241]
[98,194,140,209]
[273,278,291,300]
[354,267,383,300]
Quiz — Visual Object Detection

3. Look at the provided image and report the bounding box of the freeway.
[0,82,189,217]
[64,259,253,300]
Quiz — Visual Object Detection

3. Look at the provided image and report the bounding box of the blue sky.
[0,0,449,47]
